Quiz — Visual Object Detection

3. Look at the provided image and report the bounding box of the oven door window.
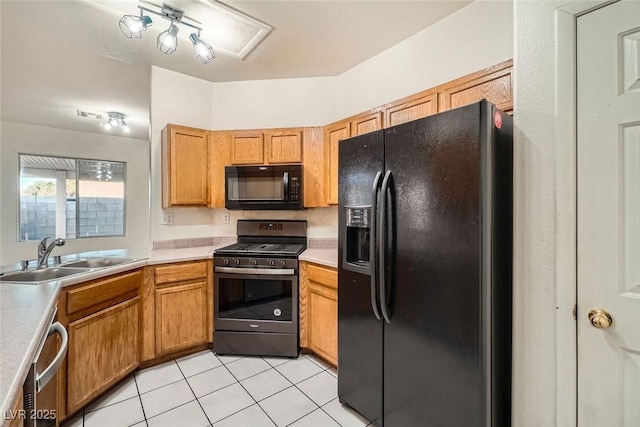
[218,277,292,322]
[227,173,284,201]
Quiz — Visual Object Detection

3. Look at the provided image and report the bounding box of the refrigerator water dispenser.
[343,207,371,275]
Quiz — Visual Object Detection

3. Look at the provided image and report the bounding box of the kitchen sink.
[60,257,135,268]
[0,267,92,283]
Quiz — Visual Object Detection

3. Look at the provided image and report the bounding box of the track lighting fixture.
[103,112,129,133]
[119,2,215,64]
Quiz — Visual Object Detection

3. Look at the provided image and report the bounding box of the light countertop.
[299,248,338,269]
[0,244,336,424]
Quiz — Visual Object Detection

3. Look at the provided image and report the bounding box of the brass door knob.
[588,308,614,329]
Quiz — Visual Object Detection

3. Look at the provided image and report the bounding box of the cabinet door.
[67,297,140,414]
[265,130,303,164]
[351,111,383,137]
[230,131,264,165]
[440,60,513,112]
[306,264,338,366]
[155,281,208,355]
[302,127,325,208]
[324,120,350,205]
[162,125,209,207]
[384,92,438,127]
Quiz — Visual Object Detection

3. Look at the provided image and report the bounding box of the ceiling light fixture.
[103,112,129,133]
[119,2,215,64]
[157,21,179,55]
[189,33,215,64]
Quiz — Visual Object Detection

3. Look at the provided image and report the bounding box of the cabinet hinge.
[572,304,577,320]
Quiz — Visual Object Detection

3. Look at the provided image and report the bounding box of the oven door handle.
[215,266,295,275]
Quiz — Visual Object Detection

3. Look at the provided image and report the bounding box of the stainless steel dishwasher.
[23,307,68,427]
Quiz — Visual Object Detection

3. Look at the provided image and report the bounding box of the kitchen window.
[19,154,126,241]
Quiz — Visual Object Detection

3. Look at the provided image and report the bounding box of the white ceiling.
[0,0,471,140]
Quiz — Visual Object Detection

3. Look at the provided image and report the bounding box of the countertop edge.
[299,248,338,269]
[1,282,60,427]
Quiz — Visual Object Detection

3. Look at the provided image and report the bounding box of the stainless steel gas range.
[213,220,307,358]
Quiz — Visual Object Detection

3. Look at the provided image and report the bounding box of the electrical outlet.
[223,213,230,224]
[162,213,174,225]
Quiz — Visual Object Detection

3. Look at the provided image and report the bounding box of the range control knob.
[223,258,230,266]
[234,259,240,265]
[280,260,286,267]
[250,259,257,266]
[269,259,276,267]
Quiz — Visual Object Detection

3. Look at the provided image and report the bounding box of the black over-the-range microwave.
[225,164,303,210]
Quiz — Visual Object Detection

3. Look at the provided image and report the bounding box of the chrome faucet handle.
[38,237,50,256]
[21,260,30,271]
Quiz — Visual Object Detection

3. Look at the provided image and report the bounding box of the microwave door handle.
[283,172,290,201]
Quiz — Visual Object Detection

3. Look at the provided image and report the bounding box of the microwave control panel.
[290,177,300,201]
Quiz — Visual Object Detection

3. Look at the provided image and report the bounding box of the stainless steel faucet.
[37,237,65,269]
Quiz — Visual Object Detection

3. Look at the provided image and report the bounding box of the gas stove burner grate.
[215,242,306,256]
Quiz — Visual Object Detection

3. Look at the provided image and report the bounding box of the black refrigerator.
[337,100,512,427]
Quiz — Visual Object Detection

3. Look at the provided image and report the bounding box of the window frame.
[18,153,127,242]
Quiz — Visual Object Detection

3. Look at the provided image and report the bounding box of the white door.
[577,1,640,426]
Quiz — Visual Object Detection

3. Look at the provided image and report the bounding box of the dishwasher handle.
[36,321,68,393]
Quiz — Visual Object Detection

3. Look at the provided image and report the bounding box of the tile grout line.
[286,356,347,427]
[134,359,196,424]
[211,353,280,426]
[174,356,215,427]
[132,374,149,427]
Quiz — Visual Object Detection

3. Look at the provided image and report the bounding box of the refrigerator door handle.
[370,171,383,321]
[379,170,392,324]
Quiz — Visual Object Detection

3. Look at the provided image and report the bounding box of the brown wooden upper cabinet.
[439,59,513,113]
[265,129,303,163]
[384,92,439,127]
[323,119,350,206]
[162,124,209,207]
[230,128,303,165]
[324,111,383,205]
[351,111,383,137]
[230,130,264,165]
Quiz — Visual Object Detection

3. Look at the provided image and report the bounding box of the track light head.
[119,14,153,38]
[157,22,179,55]
[189,33,215,64]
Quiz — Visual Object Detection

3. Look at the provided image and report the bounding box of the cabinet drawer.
[67,270,142,315]
[307,264,337,289]
[154,261,209,285]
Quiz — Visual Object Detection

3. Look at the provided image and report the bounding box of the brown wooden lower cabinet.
[155,280,209,355]
[66,297,140,414]
[300,262,338,366]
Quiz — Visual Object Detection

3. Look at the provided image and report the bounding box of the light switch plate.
[162,213,174,225]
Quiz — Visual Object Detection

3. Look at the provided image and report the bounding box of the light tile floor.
[61,350,373,427]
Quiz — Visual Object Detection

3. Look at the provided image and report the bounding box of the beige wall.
[0,121,150,264]
[336,0,513,119]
